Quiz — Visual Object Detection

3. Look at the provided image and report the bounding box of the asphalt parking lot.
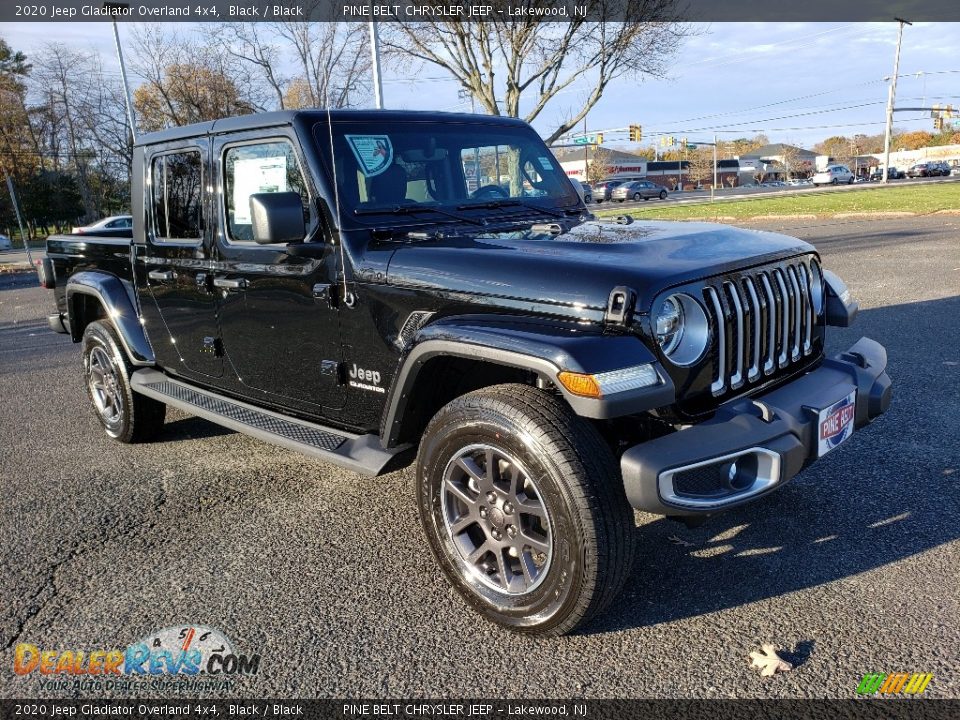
[1,216,958,699]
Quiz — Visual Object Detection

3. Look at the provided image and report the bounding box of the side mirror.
[249,192,305,245]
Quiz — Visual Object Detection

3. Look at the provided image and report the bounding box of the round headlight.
[655,293,709,367]
[809,260,825,315]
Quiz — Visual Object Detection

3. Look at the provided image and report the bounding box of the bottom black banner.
[1,700,957,720]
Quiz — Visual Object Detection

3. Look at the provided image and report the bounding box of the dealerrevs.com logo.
[13,626,260,693]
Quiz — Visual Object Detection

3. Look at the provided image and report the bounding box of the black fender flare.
[66,271,155,366]
[380,315,674,447]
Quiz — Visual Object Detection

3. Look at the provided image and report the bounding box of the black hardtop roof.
[135,109,532,147]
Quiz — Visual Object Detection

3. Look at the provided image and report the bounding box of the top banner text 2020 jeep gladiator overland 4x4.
[42,110,891,635]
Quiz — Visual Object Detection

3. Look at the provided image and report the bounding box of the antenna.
[325,106,353,308]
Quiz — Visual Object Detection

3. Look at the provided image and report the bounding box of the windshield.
[313,119,580,224]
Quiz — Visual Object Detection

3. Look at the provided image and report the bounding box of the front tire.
[416,384,635,635]
[82,320,165,443]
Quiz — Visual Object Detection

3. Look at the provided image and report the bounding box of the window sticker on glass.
[232,156,287,224]
[346,134,393,177]
[537,156,553,171]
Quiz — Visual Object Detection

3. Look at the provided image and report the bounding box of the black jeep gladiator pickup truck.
[42,109,891,635]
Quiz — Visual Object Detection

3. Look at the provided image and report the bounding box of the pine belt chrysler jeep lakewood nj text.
[41,110,892,635]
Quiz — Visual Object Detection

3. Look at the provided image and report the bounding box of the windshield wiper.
[354,204,487,227]
[455,198,567,219]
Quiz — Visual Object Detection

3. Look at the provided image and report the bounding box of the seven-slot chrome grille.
[702,257,819,396]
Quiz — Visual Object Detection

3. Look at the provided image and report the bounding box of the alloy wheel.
[88,345,124,427]
[440,443,553,595]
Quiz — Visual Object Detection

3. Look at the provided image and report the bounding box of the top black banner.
[4,0,960,23]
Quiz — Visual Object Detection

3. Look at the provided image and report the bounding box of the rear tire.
[82,320,165,443]
[416,384,635,635]
[659,190,667,200]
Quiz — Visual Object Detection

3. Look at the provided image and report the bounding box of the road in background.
[1,217,958,699]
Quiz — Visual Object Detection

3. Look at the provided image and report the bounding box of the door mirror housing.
[249,192,306,245]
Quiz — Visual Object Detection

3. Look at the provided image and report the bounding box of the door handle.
[212,276,248,290]
[148,269,176,281]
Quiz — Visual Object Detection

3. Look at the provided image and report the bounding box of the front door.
[211,133,344,414]
[138,141,223,379]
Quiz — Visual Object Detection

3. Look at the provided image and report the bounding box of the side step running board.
[131,368,409,477]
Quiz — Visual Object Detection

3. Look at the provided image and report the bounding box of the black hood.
[384,220,815,316]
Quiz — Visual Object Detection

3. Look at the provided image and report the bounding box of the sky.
[2,21,958,151]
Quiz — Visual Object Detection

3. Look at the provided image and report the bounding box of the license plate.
[817,391,857,457]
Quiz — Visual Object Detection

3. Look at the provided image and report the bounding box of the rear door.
[138,141,223,379]
[210,131,345,414]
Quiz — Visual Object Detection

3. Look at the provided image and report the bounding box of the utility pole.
[882,18,911,183]
[583,117,589,182]
[712,134,718,202]
[368,6,384,109]
[5,174,33,265]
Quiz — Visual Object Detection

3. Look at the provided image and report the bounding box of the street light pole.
[882,18,911,183]
[368,11,384,109]
[107,8,137,141]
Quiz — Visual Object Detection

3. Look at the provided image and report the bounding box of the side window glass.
[224,141,308,243]
[152,151,203,241]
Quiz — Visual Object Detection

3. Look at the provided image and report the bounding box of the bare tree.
[779,144,801,180]
[34,43,98,219]
[208,20,370,110]
[129,25,259,131]
[687,147,715,188]
[382,1,689,144]
[585,146,612,185]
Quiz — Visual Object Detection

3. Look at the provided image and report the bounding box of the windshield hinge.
[604,286,637,327]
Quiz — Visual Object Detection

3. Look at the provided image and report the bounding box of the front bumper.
[621,337,892,516]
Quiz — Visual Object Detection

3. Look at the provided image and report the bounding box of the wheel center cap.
[487,507,506,529]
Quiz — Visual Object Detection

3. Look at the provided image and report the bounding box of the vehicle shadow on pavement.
[161,416,237,441]
[585,296,960,634]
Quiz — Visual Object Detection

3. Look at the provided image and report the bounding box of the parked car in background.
[869,167,903,181]
[811,165,854,186]
[906,163,936,178]
[591,179,624,203]
[951,165,960,177]
[0,233,12,251]
[610,180,668,202]
[930,161,952,177]
[72,215,133,235]
[574,180,593,204]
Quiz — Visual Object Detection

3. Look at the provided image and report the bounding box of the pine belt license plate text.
[818,390,857,457]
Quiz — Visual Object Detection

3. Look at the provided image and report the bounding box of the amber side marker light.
[557,371,603,398]
[557,364,660,399]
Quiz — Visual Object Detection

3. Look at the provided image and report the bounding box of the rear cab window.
[150,150,203,242]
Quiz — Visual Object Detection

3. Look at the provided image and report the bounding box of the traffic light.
[934,116,944,131]
[680,137,688,150]
[595,133,604,145]
[946,105,954,119]
[629,124,642,142]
